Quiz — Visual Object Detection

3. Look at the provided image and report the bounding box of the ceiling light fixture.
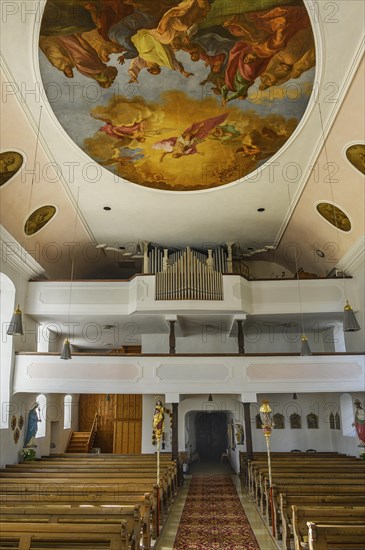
[7,106,43,336]
[315,249,325,258]
[257,208,266,212]
[60,187,80,360]
[103,206,111,211]
[318,103,360,332]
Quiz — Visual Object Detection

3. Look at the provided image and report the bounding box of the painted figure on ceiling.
[39,0,316,191]
[39,34,118,87]
[153,112,228,161]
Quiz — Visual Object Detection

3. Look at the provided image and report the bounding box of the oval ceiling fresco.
[0,151,24,187]
[346,144,365,175]
[24,205,57,236]
[39,0,316,191]
[316,202,351,232]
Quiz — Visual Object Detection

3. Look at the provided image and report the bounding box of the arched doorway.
[195,412,228,462]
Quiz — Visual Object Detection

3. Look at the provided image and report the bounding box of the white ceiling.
[0,1,364,280]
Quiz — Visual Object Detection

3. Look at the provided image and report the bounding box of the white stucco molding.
[336,234,365,274]
[0,225,45,280]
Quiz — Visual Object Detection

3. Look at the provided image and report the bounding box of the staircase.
[65,412,98,453]
[66,432,90,453]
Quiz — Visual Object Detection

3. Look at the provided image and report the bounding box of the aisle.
[172,475,260,549]
[154,470,278,550]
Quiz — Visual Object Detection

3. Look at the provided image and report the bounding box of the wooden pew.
[0,481,159,541]
[246,457,362,494]
[1,465,177,500]
[269,483,365,541]
[280,493,365,549]
[0,505,140,550]
[0,494,152,549]
[240,452,352,486]
[0,521,130,550]
[307,521,365,550]
[291,506,365,550]
[251,466,365,510]
[0,455,178,544]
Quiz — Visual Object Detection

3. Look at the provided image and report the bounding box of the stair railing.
[87,412,99,452]
[64,430,73,453]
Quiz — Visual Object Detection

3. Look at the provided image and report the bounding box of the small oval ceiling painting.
[24,205,57,236]
[39,0,316,191]
[0,152,24,187]
[316,202,351,232]
[346,144,365,175]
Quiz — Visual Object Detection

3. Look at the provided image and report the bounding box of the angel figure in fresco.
[153,112,228,162]
[91,113,147,143]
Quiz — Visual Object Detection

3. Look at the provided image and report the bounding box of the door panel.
[195,412,228,462]
[113,395,142,454]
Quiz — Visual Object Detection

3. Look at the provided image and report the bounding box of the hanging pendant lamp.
[6,305,24,336]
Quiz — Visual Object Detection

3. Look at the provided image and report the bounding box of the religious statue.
[153,400,165,443]
[235,423,244,445]
[24,403,41,447]
[353,399,365,447]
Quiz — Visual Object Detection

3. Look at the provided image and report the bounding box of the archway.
[195,412,228,462]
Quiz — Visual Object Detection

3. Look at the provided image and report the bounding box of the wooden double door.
[195,412,228,462]
[79,394,142,453]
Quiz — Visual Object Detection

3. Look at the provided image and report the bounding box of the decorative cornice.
[0,225,46,280]
[336,235,365,274]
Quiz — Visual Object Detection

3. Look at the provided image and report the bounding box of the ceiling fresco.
[39,0,316,191]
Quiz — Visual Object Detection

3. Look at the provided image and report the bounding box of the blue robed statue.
[24,403,40,447]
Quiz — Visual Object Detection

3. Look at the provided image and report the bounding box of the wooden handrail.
[64,431,73,453]
[86,412,98,452]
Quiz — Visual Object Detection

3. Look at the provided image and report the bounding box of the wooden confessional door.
[113,395,142,454]
[78,394,142,453]
[195,412,228,462]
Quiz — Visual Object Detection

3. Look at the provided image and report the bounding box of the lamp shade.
[300,335,312,356]
[60,338,72,360]
[343,301,361,332]
[208,394,213,402]
[7,305,24,336]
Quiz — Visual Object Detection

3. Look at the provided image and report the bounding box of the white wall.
[0,392,79,467]
[247,392,364,456]
[344,260,365,353]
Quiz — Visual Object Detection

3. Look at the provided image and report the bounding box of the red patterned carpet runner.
[173,475,260,549]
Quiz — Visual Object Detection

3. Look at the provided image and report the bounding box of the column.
[169,320,176,354]
[243,402,253,460]
[237,319,245,354]
[226,242,234,273]
[171,402,183,485]
[142,241,149,274]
